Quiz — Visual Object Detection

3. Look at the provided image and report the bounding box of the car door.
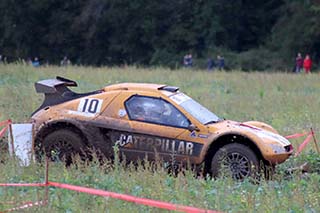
[117,94,196,161]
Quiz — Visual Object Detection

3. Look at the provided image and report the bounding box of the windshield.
[169,92,221,124]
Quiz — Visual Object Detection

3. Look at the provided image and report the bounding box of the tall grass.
[1,64,318,139]
[0,64,319,212]
[0,156,319,212]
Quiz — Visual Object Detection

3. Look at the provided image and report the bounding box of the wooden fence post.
[311,128,319,154]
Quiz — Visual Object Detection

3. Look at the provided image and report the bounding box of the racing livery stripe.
[112,132,203,157]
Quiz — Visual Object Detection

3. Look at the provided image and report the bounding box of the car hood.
[206,120,291,147]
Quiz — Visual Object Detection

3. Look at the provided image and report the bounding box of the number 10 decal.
[78,98,103,114]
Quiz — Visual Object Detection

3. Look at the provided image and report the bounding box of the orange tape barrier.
[0,181,220,213]
[49,181,219,213]
[285,132,308,139]
[0,120,317,212]
[285,128,319,156]
[0,182,48,213]
[0,119,221,212]
[295,133,314,156]
[0,183,47,187]
[0,120,11,138]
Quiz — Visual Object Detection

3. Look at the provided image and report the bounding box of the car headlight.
[268,143,287,154]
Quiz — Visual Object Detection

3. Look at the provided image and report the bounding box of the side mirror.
[188,124,200,132]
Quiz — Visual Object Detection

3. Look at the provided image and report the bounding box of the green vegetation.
[0,64,319,212]
[1,1,320,70]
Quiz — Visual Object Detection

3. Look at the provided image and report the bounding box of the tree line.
[0,0,319,71]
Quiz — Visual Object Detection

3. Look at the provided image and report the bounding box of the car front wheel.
[211,143,260,179]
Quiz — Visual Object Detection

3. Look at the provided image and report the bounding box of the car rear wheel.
[41,129,85,165]
[211,143,260,179]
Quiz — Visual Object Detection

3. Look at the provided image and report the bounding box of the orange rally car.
[31,76,293,179]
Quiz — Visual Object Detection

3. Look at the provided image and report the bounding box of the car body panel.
[202,121,291,164]
[31,77,293,170]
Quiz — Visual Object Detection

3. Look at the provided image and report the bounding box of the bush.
[149,49,182,69]
[236,48,285,71]
[200,47,289,71]
[304,151,320,174]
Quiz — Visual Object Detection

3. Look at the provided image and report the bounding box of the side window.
[125,96,190,128]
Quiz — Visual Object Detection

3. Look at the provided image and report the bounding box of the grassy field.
[0,64,319,212]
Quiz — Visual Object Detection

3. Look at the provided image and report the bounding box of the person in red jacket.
[303,54,312,73]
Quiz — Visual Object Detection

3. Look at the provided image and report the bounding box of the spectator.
[207,57,215,71]
[303,54,312,74]
[183,53,193,68]
[60,56,71,66]
[183,54,188,67]
[188,54,193,67]
[0,55,7,64]
[26,57,33,65]
[217,55,225,70]
[295,53,303,73]
[32,57,40,67]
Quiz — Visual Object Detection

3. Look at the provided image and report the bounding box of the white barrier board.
[8,123,33,166]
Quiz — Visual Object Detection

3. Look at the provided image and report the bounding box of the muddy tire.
[41,129,85,165]
[211,143,260,179]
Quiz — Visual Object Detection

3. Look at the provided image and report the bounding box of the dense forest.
[0,0,319,71]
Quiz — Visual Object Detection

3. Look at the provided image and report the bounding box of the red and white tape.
[0,120,11,138]
[285,132,309,139]
[3,200,46,212]
[0,181,220,213]
[0,120,317,212]
[285,130,317,156]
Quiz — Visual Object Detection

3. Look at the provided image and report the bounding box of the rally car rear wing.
[35,76,78,94]
[32,76,102,115]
